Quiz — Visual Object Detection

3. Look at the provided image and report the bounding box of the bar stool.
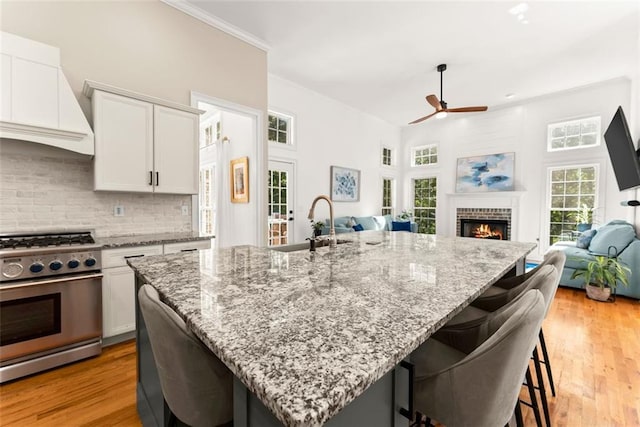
[411,290,546,427]
[138,285,233,427]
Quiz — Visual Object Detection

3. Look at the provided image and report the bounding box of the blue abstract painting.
[331,166,360,202]
[456,152,515,193]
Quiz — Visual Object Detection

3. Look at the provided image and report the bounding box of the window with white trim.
[268,111,293,145]
[382,147,392,166]
[413,177,437,233]
[547,116,600,151]
[548,165,597,245]
[199,165,215,236]
[382,178,394,216]
[412,144,438,166]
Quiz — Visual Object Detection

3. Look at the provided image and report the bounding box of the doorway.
[268,160,295,246]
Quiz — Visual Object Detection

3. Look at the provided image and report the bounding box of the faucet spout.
[308,195,336,249]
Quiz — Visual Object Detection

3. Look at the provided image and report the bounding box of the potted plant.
[311,220,324,237]
[396,210,413,221]
[570,256,631,302]
[575,204,594,232]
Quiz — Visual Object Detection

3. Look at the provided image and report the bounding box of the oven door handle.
[0,273,103,291]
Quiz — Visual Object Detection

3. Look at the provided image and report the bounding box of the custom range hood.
[0,32,94,155]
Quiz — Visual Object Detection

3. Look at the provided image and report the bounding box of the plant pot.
[576,223,592,232]
[314,229,322,237]
[585,284,611,302]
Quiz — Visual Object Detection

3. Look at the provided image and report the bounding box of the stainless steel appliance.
[0,231,102,383]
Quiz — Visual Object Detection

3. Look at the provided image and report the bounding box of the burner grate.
[0,232,95,250]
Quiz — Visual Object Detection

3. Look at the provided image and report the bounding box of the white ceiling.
[188,1,640,126]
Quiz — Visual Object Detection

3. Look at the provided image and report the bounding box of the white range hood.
[0,32,94,155]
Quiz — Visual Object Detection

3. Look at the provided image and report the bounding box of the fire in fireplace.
[460,219,509,240]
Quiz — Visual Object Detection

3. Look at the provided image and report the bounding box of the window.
[268,111,293,145]
[382,178,394,216]
[413,177,437,233]
[382,147,392,166]
[412,144,438,166]
[547,116,600,151]
[268,169,288,246]
[548,165,597,245]
[199,165,215,235]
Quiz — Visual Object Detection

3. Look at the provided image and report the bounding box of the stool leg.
[533,347,552,427]
[515,401,524,427]
[539,328,556,397]
[525,366,544,427]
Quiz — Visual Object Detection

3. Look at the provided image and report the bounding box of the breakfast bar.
[128,231,536,426]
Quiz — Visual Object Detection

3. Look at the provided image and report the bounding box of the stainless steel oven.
[0,231,103,383]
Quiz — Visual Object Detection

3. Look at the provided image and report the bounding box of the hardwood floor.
[0,287,638,426]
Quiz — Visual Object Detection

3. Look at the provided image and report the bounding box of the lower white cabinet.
[101,240,211,344]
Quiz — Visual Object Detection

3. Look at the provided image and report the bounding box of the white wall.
[402,78,634,260]
[268,75,401,243]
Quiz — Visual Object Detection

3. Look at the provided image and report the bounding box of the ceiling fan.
[409,64,488,124]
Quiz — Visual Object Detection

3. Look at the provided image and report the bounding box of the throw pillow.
[391,221,411,232]
[353,224,364,231]
[576,229,597,249]
[588,223,636,256]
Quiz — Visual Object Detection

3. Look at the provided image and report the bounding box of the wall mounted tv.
[604,106,640,191]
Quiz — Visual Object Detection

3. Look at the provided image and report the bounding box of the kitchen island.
[128,231,536,427]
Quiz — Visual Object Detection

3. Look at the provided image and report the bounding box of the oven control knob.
[67,259,80,269]
[30,262,45,273]
[49,260,63,271]
[3,262,24,278]
[85,257,97,267]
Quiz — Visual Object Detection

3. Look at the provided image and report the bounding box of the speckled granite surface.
[128,231,535,426]
[97,231,212,249]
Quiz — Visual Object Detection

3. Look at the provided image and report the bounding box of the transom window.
[382,147,392,166]
[412,145,438,166]
[548,165,597,245]
[268,112,293,145]
[413,177,437,233]
[547,116,600,151]
[382,178,393,216]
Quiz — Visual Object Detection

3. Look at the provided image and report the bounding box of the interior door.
[268,160,295,246]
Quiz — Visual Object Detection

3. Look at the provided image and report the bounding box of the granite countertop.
[128,231,535,426]
[97,231,213,249]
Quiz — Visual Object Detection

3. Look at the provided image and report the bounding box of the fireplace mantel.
[447,191,524,240]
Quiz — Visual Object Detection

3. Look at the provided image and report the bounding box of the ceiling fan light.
[435,111,448,119]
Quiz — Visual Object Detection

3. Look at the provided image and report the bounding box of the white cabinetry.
[101,239,211,344]
[84,80,202,194]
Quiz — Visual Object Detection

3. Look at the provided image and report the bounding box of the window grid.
[382,178,393,216]
[199,166,215,235]
[547,116,601,151]
[382,147,392,166]
[268,170,289,246]
[413,178,437,234]
[412,145,438,166]
[268,113,291,145]
[548,165,597,245]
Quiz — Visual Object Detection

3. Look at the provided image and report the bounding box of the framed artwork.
[330,166,360,202]
[230,157,249,203]
[455,152,515,193]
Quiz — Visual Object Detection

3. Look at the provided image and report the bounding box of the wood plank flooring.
[1,287,638,426]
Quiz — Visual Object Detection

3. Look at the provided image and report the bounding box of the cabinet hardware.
[149,171,153,186]
[399,360,415,420]
[124,254,145,259]
[180,249,197,252]
[156,171,159,186]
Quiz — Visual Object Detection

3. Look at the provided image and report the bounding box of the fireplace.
[456,208,512,240]
[460,219,509,240]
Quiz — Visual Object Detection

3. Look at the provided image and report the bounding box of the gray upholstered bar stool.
[411,290,546,427]
[138,285,233,427]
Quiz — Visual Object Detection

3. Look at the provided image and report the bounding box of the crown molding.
[161,0,270,52]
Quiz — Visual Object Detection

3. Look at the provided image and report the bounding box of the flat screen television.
[604,106,640,191]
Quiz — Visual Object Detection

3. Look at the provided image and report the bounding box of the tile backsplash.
[0,139,193,237]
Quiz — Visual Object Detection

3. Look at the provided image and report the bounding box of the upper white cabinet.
[84,80,203,195]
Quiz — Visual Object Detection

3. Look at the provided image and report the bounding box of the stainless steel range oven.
[0,231,103,383]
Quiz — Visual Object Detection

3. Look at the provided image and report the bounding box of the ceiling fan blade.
[446,106,488,113]
[426,94,442,111]
[408,111,438,124]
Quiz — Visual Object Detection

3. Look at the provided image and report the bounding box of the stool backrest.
[138,284,233,427]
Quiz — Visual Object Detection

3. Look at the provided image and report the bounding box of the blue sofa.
[548,220,640,299]
[321,215,417,235]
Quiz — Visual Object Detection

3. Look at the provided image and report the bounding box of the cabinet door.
[102,265,136,338]
[93,91,153,192]
[153,105,198,194]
